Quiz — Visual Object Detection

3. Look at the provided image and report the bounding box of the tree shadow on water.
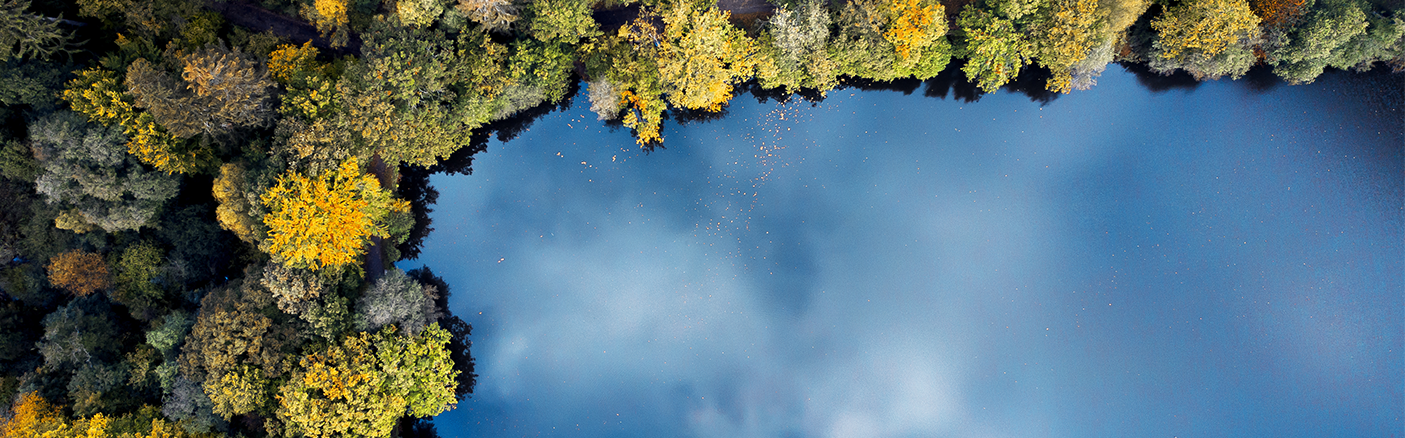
[1120,61,1202,93]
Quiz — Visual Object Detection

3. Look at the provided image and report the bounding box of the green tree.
[656,2,760,112]
[29,112,180,233]
[1325,5,1404,71]
[524,0,600,42]
[276,325,458,438]
[1148,0,1261,79]
[958,5,1037,92]
[1035,0,1107,92]
[1271,0,1368,83]
[0,0,71,62]
[759,0,840,93]
[111,242,166,320]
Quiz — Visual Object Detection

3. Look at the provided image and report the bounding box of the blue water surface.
[402,66,1403,438]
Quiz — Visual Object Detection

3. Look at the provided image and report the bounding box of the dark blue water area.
[400,66,1403,438]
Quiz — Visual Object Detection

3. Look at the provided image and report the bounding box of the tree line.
[0,0,1399,435]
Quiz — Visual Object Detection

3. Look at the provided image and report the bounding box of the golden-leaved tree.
[656,1,760,113]
[260,160,407,270]
[47,249,111,297]
[1149,0,1261,78]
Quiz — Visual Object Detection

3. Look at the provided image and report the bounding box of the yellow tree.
[883,0,946,62]
[656,2,759,112]
[1150,0,1261,78]
[48,249,111,297]
[1036,0,1105,92]
[260,161,408,270]
[1,392,66,437]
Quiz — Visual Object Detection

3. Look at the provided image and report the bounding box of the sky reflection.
[404,67,1402,438]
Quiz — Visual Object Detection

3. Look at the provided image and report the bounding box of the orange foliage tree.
[260,161,408,270]
[883,0,946,61]
[1,392,65,438]
[47,249,111,296]
[1252,0,1309,28]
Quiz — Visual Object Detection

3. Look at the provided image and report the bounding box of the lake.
[401,66,1403,437]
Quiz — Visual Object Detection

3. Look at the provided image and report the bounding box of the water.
[401,66,1403,437]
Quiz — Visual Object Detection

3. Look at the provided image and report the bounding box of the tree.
[1271,0,1368,83]
[524,0,599,42]
[1,392,66,437]
[62,66,210,174]
[1327,11,1404,71]
[1148,0,1261,79]
[355,268,437,334]
[1035,0,1106,92]
[260,160,408,270]
[456,0,519,32]
[398,0,447,28]
[304,0,352,47]
[958,5,1037,92]
[656,2,761,112]
[260,262,331,315]
[126,48,275,140]
[111,242,166,319]
[212,162,269,244]
[0,0,71,62]
[760,0,840,93]
[276,325,458,438]
[47,249,111,296]
[37,297,124,372]
[29,112,180,232]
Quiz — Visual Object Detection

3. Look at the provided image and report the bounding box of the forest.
[0,0,1399,433]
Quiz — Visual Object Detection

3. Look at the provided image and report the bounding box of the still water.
[402,67,1402,437]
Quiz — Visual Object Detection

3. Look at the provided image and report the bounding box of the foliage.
[0,59,69,111]
[832,0,952,81]
[657,2,760,112]
[958,6,1037,92]
[1036,0,1106,92]
[0,0,71,62]
[48,249,111,296]
[112,242,166,319]
[1149,0,1261,79]
[760,0,839,92]
[1271,0,1368,83]
[304,0,352,47]
[276,325,457,438]
[212,162,267,244]
[260,160,408,270]
[398,0,447,28]
[1,391,65,437]
[205,365,270,420]
[1327,10,1404,71]
[260,262,330,315]
[29,112,180,232]
[524,0,600,42]
[37,297,124,372]
[355,268,437,334]
[178,283,284,385]
[62,66,211,174]
[456,0,519,32]
[126,48,275,140]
